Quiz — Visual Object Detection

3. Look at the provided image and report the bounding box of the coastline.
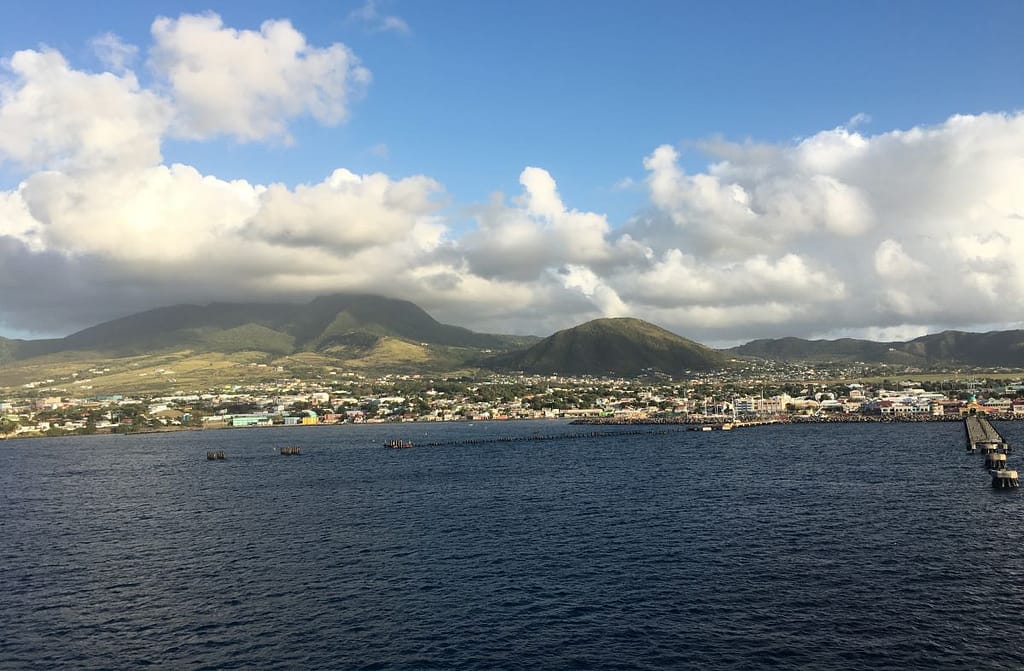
[570,414,1024,426]
[6,412,1024,442]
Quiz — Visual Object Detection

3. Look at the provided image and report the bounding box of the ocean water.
[3,420,1023,670]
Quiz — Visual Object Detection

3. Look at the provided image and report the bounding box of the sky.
[0,0,1023,346]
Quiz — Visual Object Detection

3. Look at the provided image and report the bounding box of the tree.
[0,417,17,435]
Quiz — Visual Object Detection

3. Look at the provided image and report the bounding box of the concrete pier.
[964,416,1008,453]
[991,469,1020,488]
[985,452,1008,470]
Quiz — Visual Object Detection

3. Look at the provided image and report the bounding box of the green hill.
[9,293,524,360]
[0,294,543,390]
[730,329,1024,366]
[492,317,728,376]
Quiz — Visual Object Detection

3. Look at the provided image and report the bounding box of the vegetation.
[730,330,1024,367]
[9,295,1024,396]
[493,317,729,376]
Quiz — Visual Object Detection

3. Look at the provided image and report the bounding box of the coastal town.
[4,360,1024,438]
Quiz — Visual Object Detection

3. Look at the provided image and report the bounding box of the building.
[230,414,273,427]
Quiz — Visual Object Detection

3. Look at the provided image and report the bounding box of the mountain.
[0,336,20,364]
[491,317,729,376]
[2,294,534,362]
[730,330,1024,367]
[729,336,905,364]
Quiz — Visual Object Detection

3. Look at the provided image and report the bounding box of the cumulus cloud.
[150,13,371,142]
[0,48,169,172]
[245,169,443,252]
[620,112,1024,342]
[2,14,1024,346]
[457,166,614,281]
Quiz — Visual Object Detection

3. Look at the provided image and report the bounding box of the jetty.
[991,469,1020,488]
[206,451,226,460]
[985,452,1008,470]
[963,417,1019,488]
[964,416,1008,453]
[279,446,301,456]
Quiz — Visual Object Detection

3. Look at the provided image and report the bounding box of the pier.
[963,417,1019,488]
[991,469,1020,488]
[964,416,1008,453]
[206,451,226,460]
[985,452,1008,470]
[279,446,301,455]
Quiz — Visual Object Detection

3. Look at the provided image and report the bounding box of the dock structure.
[206,451,226,460]
[963,417,1019,488]
[991,469,1020,488]
[986,452,1008,470]
[964,416,1008,453]
[279,446,301,455]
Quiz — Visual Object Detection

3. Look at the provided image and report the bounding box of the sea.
[3,419,1024,670]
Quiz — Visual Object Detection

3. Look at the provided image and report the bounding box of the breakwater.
[386,427,672,449]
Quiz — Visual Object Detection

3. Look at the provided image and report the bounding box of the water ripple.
[3,421,1024,669]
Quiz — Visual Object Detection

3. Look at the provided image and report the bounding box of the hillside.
[0,294,540,390]
[491,317,728,376]
[730,330,1024,367]
[729,336,911,364]
[31,294,521,356]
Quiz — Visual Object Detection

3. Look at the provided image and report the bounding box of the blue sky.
[1,1,1023,343]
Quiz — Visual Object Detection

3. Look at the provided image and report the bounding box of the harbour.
[4,420,1024,669]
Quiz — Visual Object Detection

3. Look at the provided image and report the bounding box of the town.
[4,358,1024,438]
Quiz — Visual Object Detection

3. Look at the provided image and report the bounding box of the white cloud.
[458,167,613,282]
[17,163,261,261]
[150,13,371,142]
[624,112,1024,341]
[846,112,871,129]
[90,32,139,73]
[3,14,1024,347]
[0,48,169,172]
[245,169,443,253]
[558,265,629,318]
[873,239,926,280]
[348,1,412,35]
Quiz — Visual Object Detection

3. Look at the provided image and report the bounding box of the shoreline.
[570,414,1024,426]
[5,412,1024,441]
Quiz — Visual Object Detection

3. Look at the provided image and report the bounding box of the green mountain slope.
[9,293,523,361]
[492,317,728,376]
[730,329,1024,366]
[729,336,907,363]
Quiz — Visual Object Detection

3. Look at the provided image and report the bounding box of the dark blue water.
[3,420,1023,670]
